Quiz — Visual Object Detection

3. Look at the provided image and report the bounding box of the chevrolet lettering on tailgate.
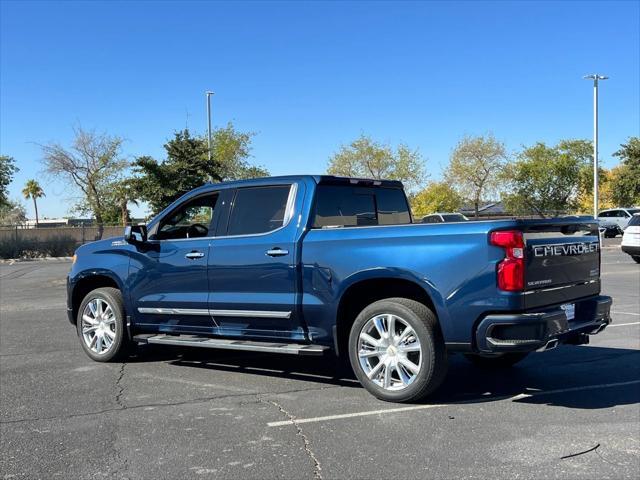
[533,242,599,257]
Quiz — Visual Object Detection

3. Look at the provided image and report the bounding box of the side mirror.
[124,224,148,244]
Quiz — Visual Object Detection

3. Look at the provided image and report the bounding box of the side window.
[313,186,377,228]
[376,188,412,225]
[227,185,292,236]
[422,215,437,224]
[157,193,219,240]
[598,211,610,218]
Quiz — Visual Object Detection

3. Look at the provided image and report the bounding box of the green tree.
[41,127,128,238]
[0,200,27,226]
[21,180,45,227]
[0,155,19,208]
[133,124,267,214]
[327,135,425,192]
[610,137,640,206]
[502,140,592,217]
[411,181,463,218]
[444,134,507,218]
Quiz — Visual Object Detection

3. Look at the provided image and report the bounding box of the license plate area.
[561,303,575,321]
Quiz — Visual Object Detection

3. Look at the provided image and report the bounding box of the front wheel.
[76,287,131,362]
[348,298,448,403]
[464,352,529,368]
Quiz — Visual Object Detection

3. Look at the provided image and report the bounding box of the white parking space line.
[267,404,447,427]
[611,311,640,316]
[608,322,640,328]
[267,380,640,427]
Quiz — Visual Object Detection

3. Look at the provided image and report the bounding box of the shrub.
[0,235,77,259]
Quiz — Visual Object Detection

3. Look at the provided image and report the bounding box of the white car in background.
[421,212,469,223]
[597,208,640,231]
[621,213,640,264]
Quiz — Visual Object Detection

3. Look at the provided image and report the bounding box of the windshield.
[628,214,640,227]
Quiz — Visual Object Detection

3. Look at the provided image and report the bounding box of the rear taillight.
[490,230,525,291]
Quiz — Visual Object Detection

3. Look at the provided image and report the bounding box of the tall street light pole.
[205,91,214,166]
[583,74,608,219]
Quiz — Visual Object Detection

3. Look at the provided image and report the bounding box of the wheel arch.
[70,271,123,324]
[333,271,445,357]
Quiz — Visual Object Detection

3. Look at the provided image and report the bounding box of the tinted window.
[628,215,640,227]
[376,188,412,225]
[227,186,291,236]
[441,214,467,222]
[157,194,219,240]
[628,209,640,216]
[422,215,442,223]
[313,186,376,228]
[598,211,611,218]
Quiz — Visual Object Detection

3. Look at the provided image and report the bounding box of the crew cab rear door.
[523,220,601,309]
[207,182,307,340]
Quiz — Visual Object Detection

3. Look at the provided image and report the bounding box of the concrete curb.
[0,257,73,265]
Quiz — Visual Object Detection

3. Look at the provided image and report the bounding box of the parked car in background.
[597,208,640,231]
[599,223,624,238]
[621,213,640,264]
[421,212,469,223]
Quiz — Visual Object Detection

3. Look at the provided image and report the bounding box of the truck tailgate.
[523,220,600,309]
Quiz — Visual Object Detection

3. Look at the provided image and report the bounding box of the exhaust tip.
[537,338,559,352]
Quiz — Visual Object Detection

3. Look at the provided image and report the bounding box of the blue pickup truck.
[67,175,612,402]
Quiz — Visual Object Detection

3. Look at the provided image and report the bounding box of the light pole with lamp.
[583,74,608,219]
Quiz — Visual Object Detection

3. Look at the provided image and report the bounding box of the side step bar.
[133,334,328,356]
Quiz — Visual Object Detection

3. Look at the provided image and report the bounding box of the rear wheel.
[464,352,529,368]
[76,287,131,362]
[348,298,447,403]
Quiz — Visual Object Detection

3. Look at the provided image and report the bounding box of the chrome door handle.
[185,251,205,259]
[266,248,289,257]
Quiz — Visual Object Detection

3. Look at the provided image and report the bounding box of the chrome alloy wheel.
[357,313,422,391]
[81,298,117,355]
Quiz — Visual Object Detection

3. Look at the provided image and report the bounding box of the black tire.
[464,352,529,368]
[348,298,448,403]
[76,287,131,362]
[632,256,640,264]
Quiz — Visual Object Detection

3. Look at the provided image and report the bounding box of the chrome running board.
[133,334,328,356]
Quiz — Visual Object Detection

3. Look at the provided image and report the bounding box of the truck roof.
[195,175,405,191]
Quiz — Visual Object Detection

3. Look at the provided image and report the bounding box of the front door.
[208,183,306,340]
[129,191,220,334]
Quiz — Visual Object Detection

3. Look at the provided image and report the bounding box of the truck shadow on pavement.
[132,343,640,409]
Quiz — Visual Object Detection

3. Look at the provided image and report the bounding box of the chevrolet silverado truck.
[67,175,612,402]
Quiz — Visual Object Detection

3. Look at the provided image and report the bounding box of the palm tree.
[22,179,45,227]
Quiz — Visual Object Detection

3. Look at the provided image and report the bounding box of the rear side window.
[313,185,410,228]
[227,186,291,235]
[376,188,412,225]
[628,215,640,227]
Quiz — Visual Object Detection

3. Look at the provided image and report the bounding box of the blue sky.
[1,0,639,219]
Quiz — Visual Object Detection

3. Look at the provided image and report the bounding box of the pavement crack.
[260,396,322,479]
[1,384,343,425]
[115,363,126,408]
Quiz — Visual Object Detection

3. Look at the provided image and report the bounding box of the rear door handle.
[266,248,289,257]
[185,251,205,259]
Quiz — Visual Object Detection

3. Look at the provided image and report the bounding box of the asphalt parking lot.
[1,242,639,479]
